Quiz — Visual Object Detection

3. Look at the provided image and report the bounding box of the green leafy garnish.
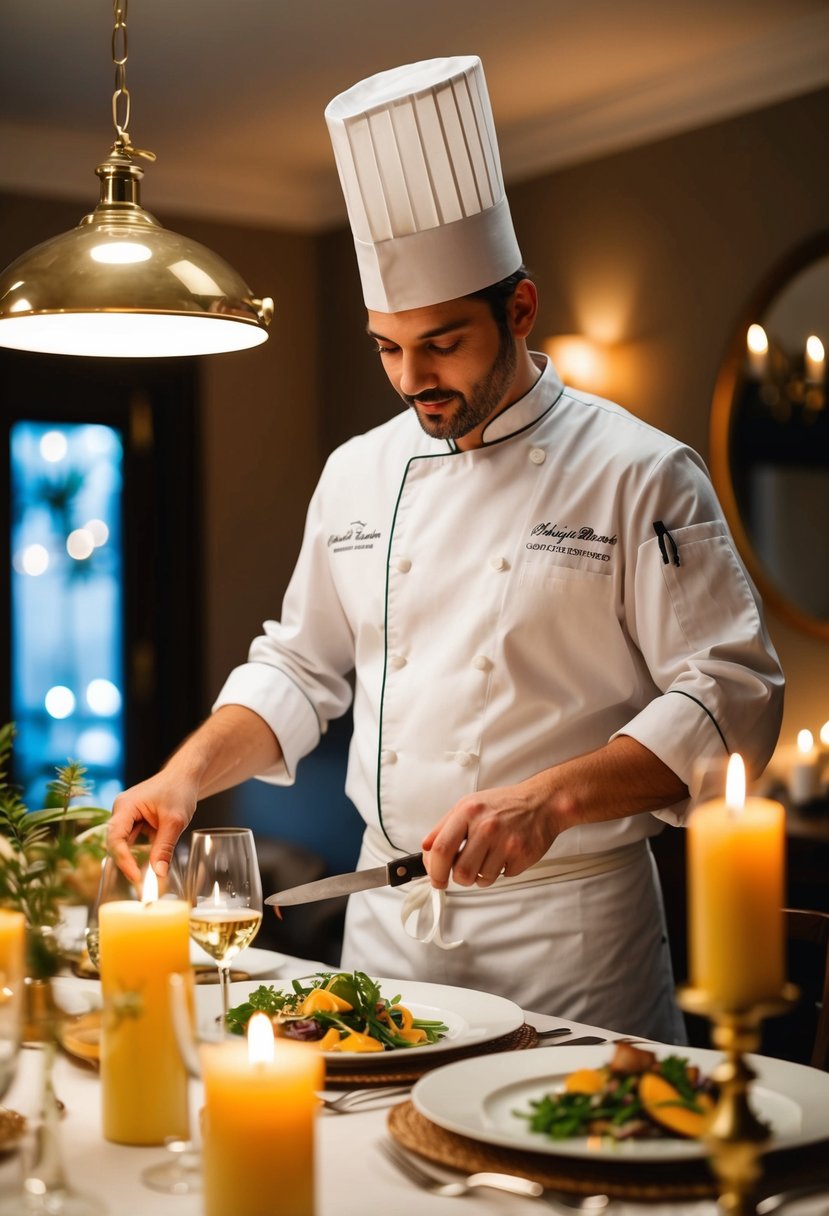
[224,970,449,1051]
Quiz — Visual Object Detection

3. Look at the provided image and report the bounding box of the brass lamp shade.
[0,153,273,359]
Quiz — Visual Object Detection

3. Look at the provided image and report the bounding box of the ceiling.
[1,0,828,233]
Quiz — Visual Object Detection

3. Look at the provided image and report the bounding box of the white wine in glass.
[185,828,263,1024]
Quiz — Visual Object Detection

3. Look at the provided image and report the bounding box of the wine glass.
[184,828,263,1025]
[140,971,205,1196]
[0,946,23,1105]
[85,844,184,974]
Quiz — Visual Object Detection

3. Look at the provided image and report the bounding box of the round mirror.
[710,233,829,640]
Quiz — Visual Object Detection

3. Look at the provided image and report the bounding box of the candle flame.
[725,753,746,811]
[746,323,768,355]
[141,867,159,905]
[820,721,829,748]
[247,1012,274,1065]
[211,881,222,906]
[797,729,814,755]
[806,334,825,364]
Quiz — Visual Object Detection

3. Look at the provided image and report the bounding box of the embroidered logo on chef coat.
[526,522,617,563]
[328,520,382,553]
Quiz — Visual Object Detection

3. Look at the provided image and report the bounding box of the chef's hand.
[421,773,558,889]
[108,771,197,883]
[421,737,688,889]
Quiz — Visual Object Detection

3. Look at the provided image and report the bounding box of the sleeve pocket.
[659,522,761,653]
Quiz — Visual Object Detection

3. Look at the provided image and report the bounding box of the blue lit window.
[10,422,124,810]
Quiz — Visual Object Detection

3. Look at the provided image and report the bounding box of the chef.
[108,56,784,1041]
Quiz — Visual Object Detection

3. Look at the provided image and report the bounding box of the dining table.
[2,948,827,1216]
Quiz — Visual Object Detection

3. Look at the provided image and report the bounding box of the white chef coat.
[215,355,784,1038]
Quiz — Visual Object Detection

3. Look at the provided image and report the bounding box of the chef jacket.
[214,355,784,860]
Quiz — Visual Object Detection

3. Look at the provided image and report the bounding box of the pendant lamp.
[0,2,272,359]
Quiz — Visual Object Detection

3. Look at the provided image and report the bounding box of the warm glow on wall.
[544,334,609,393]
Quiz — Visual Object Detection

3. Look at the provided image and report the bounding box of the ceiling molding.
[501,8,829,183]
[1,8,828,234]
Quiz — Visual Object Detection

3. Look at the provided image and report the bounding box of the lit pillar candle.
[201,1012,323,1216]
[688,753,785,1009]
[788,729,820,806]
[805,334,825,384]
[746,323,769,379]
[0,909,25,1004]
[99,869,190,1144]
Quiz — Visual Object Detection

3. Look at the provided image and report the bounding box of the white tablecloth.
[1,955,826,1216]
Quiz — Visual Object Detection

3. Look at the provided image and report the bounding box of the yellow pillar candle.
[0,914,25,987]
[0,910,25,1012]
[688,753,785,1010]
[98,870,191,1144]
[201,1013,323,1216]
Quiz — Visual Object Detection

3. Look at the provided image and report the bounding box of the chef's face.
[367,285,534,449]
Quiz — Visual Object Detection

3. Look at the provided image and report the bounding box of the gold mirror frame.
[710,232,829,642]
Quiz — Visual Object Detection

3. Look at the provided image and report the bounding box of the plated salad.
[518,1042,718,1142]
[225,970,449,1053]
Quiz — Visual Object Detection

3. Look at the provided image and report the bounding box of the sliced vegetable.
[638,1072,715,1138]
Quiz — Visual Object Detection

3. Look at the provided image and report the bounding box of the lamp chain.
[110,0,156,162]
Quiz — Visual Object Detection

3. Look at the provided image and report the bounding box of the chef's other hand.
[108,772,197,882]
[421,774,558,890]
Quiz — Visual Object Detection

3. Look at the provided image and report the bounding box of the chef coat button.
[380,749,397,765]
[388,653,407,670]
[472,654,492,672]
[489,555,508,572]
[529,447,546,465]
[454,751,473,768]
[396,558,412,573]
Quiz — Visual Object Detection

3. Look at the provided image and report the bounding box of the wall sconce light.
[544,334,610,394]
[744,324,825,416]
[0,1,273,359]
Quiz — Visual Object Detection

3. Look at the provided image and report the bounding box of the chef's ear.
[507,278,538,340]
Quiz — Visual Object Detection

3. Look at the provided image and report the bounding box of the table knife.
[265,852,427,907]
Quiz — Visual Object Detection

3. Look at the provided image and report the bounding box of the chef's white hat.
[325,55,522,313]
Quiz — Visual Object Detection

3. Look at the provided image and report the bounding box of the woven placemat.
[325,1022,538,1088]
[387,1103,829,1203]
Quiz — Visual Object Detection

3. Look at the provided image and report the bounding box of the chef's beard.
[404,328,518,442]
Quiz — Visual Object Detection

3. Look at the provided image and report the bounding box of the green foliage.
[0,723,110,976]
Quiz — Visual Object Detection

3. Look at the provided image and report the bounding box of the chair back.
[766,909,829,1070]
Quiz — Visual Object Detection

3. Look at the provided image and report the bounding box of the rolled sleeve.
[212,662,322,785]
[615,445,784,821]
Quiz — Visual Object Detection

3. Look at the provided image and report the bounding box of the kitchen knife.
[265,852,427,907]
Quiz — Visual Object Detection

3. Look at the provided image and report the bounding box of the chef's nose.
[398,348,437,398]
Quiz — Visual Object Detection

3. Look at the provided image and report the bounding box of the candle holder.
[678,984,799,1216]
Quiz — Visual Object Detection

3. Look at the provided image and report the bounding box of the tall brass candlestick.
[684,755,795,1215]
[679,987,798,1216]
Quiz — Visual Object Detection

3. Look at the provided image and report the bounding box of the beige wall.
[319,85,829,751]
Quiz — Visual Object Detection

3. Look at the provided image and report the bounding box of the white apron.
[340,830,687,1043]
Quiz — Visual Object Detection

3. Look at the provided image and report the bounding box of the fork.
[319,1086,410,1113]
[377,1138,544,1200]
[379,1138,612,1211]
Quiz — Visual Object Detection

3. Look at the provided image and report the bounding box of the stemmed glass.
[85,844,184,974]
[0,942,23,1115]
[184,828,263,1025]
[0,937,104,1214]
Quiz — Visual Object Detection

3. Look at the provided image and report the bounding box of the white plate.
[413,1043,829,1162]
[189,944,286,977]
[51,946,285,1014]
[202,975,524,1067]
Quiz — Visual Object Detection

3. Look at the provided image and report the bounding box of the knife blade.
[265,852,427,907]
